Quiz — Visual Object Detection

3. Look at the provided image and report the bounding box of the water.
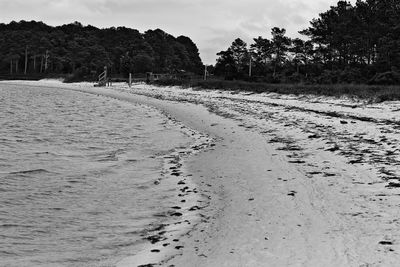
[0,84,196,266]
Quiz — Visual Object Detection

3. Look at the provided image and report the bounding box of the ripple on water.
[0,84,194,266]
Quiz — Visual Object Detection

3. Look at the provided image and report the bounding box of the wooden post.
[129,73,132,87]
[249,48,254,77]
[204,65,207,80]
[249,56,252,77]
[24,46,28,75]
[104,66,108,86]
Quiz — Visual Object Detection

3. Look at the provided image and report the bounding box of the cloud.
[0,0,352,64]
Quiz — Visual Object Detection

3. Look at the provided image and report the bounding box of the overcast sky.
[0,0,349,64]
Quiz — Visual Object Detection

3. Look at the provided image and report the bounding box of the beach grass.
[154,79,400,103]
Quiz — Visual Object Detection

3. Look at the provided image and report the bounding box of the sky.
[0,0,350,64]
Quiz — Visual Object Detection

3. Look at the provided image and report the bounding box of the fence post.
[104,66,108,86]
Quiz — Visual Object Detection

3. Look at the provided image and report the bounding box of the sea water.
[0,84,196,266]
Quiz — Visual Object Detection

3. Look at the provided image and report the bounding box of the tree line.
[214,0,400,84]
[0,20,204,79]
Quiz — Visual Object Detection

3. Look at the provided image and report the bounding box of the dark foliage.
[0,20,203,79]
[214,0,400,85]
[154,78,400,102]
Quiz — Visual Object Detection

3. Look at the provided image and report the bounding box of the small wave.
[96,149,125,162]
[0,250,18,256]
[0,223,34,228]
[33,151,59,156]
[48,207,64,211]
[125,159,138,163]
[86,146,102,150]
[9,169,51,175]
[66,179,82,184]
[99,240,141,250]
[124,230,141,236]
[0,224,19,228]
[0,164,12,169]
[97,156,118,162]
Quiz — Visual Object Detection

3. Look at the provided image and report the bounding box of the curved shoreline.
[1,81,221,266]
[116,118,215,267]
[3,80,400,266]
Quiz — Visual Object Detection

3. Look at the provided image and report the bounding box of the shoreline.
[117,116,215,267]
[2,80,400,266]
[1,80,223,266]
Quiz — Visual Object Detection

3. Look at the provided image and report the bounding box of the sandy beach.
[3,80,400,266]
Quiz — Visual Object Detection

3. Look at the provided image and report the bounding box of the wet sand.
[3,80,400,266]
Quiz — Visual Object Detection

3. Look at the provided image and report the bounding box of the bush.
[339,67,364,83]
[316,70,340,84]
[368,70,400,85]
[286,73,304,83]
[165,78,400,102]
[153,78,187,87]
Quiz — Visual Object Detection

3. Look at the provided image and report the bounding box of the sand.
[2,80,400,266]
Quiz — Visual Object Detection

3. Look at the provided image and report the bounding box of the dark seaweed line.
[213,95,400,127]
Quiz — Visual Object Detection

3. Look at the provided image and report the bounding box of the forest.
[0,20,204,81]
[0,0,399,85]
[214,0,400,85]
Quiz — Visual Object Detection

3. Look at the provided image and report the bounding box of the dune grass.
[154,79,400,103]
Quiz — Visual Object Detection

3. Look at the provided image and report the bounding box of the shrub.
[368,69,400,85]
[151,78,400,102]
[339,67,364,83]
[316,70,340,84]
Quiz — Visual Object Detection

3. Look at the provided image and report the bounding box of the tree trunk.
[10,60,12,75]
[24,46,28,75]
[273,50,280,78]
[16,59,19,73]
[33,55,36,72]
[304,59,308,78]
[367,50,371,65]
[44,50,48,71]
[40,55,44,73]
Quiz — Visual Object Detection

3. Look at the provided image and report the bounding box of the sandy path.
[2,81,400,266]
